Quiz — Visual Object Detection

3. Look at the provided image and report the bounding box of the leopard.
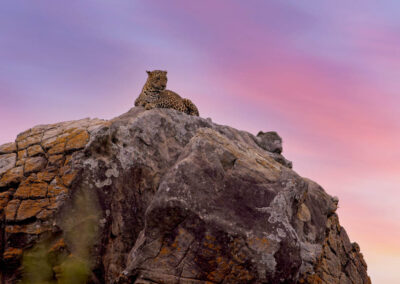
[134,70,199,116]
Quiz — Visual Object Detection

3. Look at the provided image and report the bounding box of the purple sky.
[1,1,400,282]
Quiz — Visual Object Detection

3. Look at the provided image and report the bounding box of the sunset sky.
[1,1,399,282]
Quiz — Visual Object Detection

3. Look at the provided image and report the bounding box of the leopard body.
[135,70,199,116]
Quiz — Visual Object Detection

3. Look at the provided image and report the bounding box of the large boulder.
[0,108,370,283]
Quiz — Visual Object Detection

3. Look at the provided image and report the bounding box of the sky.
[1,1,399,282]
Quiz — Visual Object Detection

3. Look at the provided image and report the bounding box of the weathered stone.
[303,214,371,284]
[297,203,311,222]
[0,166,24,187]
[14,183,31,199]
[15,198,50,221]
[42,134,68,154]
[47,196,66,210]
[0,191,12,210]
[5,199,20,221]
[42,126,64,141]
[30,182,48,198]
[5,222,52,234]
[48,154,64,166]
[256,131,283,153]
[65,130,89,151]
[24,156,47,174]
[50,238,67,252]
[17,149,27,160]
[17,133,42,150]
[0,142,17,154]
[16,129,32,142]
[14,174,39,199]
[0,153,16,176]
[36,209,54,220]
[27,144,44,157]
[16,150,27,167]
[3,248,23,261]
[48,142,66,155]
[47,177,68,197]
[37,170,57,182]
[61,170,78,187]
[88,123,105,133]
[64,155,73,166]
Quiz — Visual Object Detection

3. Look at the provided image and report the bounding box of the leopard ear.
[146,70,151,75]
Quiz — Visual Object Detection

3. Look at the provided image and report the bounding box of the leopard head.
[145,70,168,91]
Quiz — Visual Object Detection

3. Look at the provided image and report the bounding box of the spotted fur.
[135,70,199,116]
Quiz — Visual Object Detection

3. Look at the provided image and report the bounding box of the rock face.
[0,108,370,283]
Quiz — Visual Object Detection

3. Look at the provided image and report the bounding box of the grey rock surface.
[0,153,16,176]
[0,107,370,284]
[256,131,283,154]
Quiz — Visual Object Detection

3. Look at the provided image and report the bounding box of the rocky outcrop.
[0,107,370,283]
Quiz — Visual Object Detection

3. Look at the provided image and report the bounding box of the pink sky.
[1,1,399,282]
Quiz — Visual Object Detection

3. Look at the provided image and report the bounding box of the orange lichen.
[48,143,66,155]
[0,191,11,209]
[25,156,47,174]
[0,142,17,154]
[6,223,52,234]
[27,145,44,157]
[5,199,20,221]
[65,130,89,151]
[16,199,50,221]
[0,166,24,187]
[37,170,57,182]
[158,246,171,257]
[30,182,48,198]
[3,248,23,260]
[48,176,68,197]
[17,149,27,160]
[47,183,68,197]
[14,183,31,199]
[17,133,42,150]
[48,154,64,166]
[50,238,67,252]
[61,171,78,187]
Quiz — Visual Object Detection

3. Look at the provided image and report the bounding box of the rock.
[0,191,12,210]
[24,156,47,174]
[27,145,44,157]
[0,153,16,176]
[37,170,57,182]
[16,149,28,167]
[17,133,42,150]
[5,199,20,221]
[0,142,17,154]
[14,181,32,199]
[15,199,50,221]
[65,130,90,151]
[47,177,68,197]
[0,108,370,283]
[29,181,48,198]
[48,154,64,167]
[297,203,311,222]
[256,131,283,154]
[303,214,371,284]
[3,248,23,266]
[0,166,24,187]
